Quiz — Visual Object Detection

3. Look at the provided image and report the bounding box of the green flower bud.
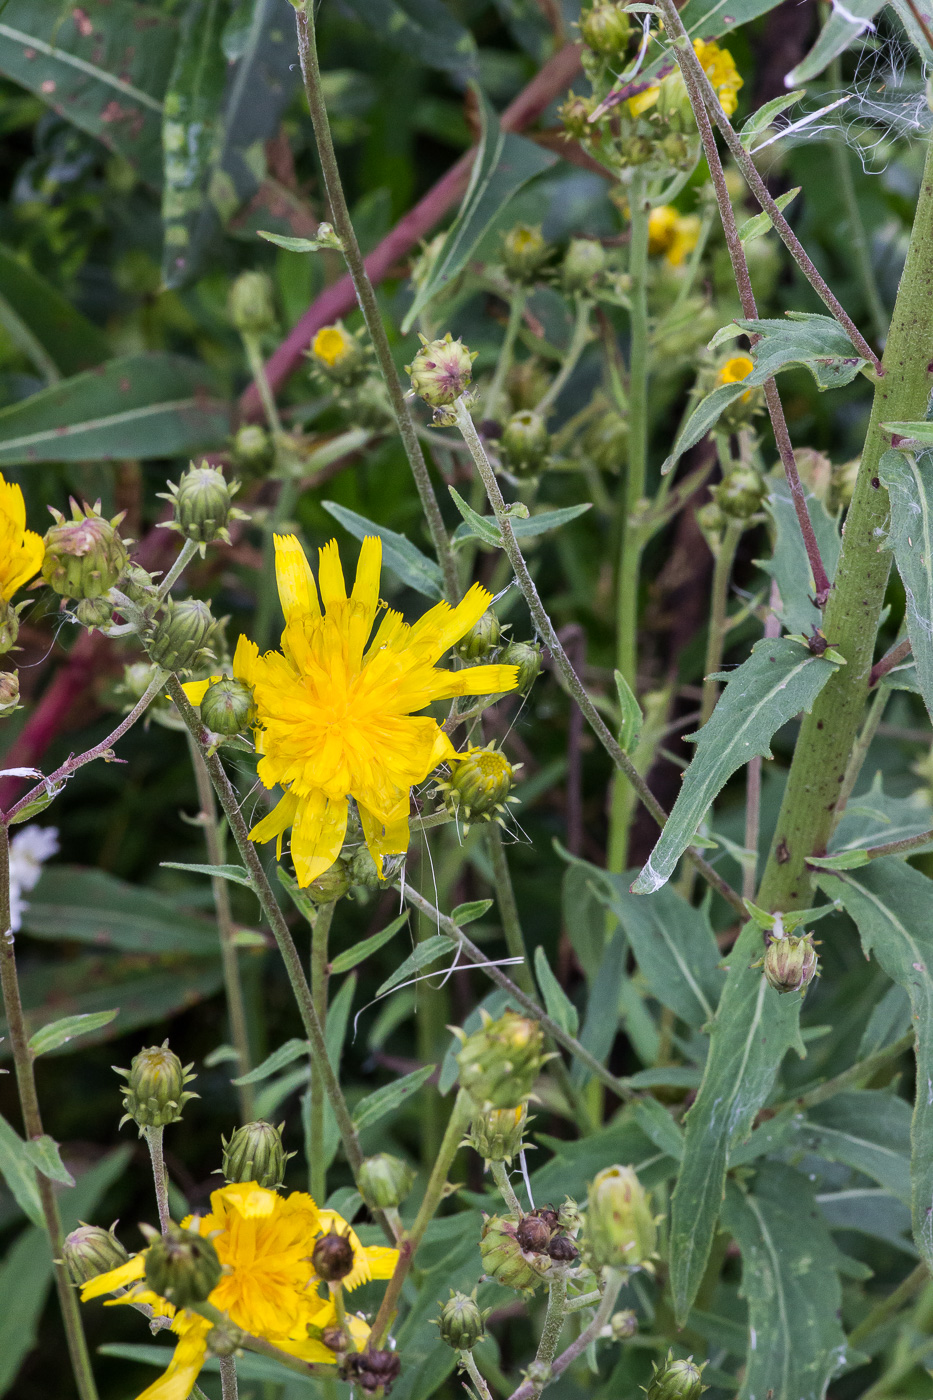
[205,1318,243,1358]
[222,1119,292,1189]
[583,408,627,472]
[440,744,519,830]
[559,92,598,141]
[500,641,542,696]
[0,670,20,716]
[500,411,550,477]
[229,271,276,336]
[695,500,726,537]
[645,1352,707,1400]
[610,1309,638,1340]
[467,1103,528,1163]
[359,1153,415,1210]
[763,932,819,995]
[579,1,631,55]
[143,1221,222,1308]
[75,596,113,631]
[311,1230,355,1283]
[436,1289,487,1351]
[0,602,18,655]
[455,610,502,661]
[233,423,273,473]
[507,359,550,412]
[479,1214,550,1293]
[713,467,765,521]
[656,71,694,128]
[501,224,549,282]
[346,1350,401,1395]
[63,1223,130,1286]
[562,238,608,294]
[42,500,128,601]
[584,1164,657,1271]
[115,1041,198,1132]
[146,598,215,674]
[340,375,394,431]
[406,333,476,408]
[161,462,242,550]
[455,1009,548,1111]
[118,563,158,608]
[200,677,256,736]
[305,857,352,905]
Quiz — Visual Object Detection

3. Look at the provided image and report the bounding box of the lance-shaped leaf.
[878,448,933,723]
[322,501,444,600]
[799,1090,912,1204]
[722,1163,860,1400]
[760,476,841,635]
[450,500,592,547]
[0,244,110,379]
[786,0,887,84]
[814,858,933,1269]
[0,354,231,464]
[342,0,478,78]
[663,314,869,473]
[402,87,556,332]
[633,639,836,895]
[669,923,804,1322]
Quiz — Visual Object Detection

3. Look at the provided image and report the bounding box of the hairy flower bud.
[75,596,113,631]
[455,610,502,661]
[63,1223,130,1285]
[346,1350,402,1395]
[0,602,18,655]
[347,844,384,890]
[713,466,765,521]
[312,1231,355,1283]
[645,1352,707,1400]
[200,677,256,736]
[144,1221,222,1308]
[42,500,128,601]
[0,670,19,716]
[222,1120,291,1189]
[501,640,543,696]
[479,1214,550,1293]
[501,224,549,282]
[436,1289,487,1351]
[146,598,215,674]
[229,271,276,336]
[406,333,476,407]
[500,411,550,477]
[303,857,351,905]
[455,1009,547,1111]
[115,1041,197,1132]
[584,1164,656,1271]
[440,744,519,829]
[233,423,273,473]
[763,932,819,995]
[562,238,608,294]
[359,1153,415,1211]
[467,1103,528,1163]
[579,0,631,54]
[161,462,241,550]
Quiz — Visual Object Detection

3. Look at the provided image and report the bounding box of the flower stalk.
[144,1126,171,1235]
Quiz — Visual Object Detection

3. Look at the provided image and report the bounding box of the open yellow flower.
[0,471,43,602]
[311,323,355,368]
[188,535,519,886]
[81,1183,397,1400]
[628,38,742,120]
[647,206,701,267]
[717,353,755,402]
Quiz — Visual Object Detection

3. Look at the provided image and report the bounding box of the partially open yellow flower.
[717,354,755,402]
[648,206,701,266]
[628,38,742,120]
[311,323,355,368]
[0,472,43,602]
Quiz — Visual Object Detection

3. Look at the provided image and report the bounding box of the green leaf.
[0,2,175,185]
[448,486,504,548]
[0,243,110,378]
[22,1136,74,1188]
[807,849,870,870]
[878,448,933,723]
[23,866,222,955]
[451,501,593,547]
[97,1343,322,1389]
[739,91,806,150]
[376,935,455,997]
[0,354,231,464]
[669,922,804,1323]
[882,420,933,447]
[232,1038,308,1086]
[258,231,333,253]
[786,0,886,84]
[402,86,556,332]
[161,861,253,888]
[632,639,836,894]
[534,946,579,1036]
[678,0,792,41]
[354,1064,437,1132]
[814,858,933,1269]
[450,899,493,926]
[341,0,478,78]
[760,477,842,636]
[27,1010,119,1057]
[593,875,725,1027]
[829,771,933,856]
[614,669,643,751]
[664,315,868,473]
[572,927,626,1087]
[321,500,444,600]
[330,913,410,975]
[531,1110,679,1202]
[799,1091,911,1204]
[721,1163,856,1400]
[633,1097,684,1161]
[0,1115,42,1228]
[738,187,801,244]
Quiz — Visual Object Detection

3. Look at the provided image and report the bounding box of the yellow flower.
[0,472,43,602]
[188,535,519,886]
[717,353,755,401]
[81,1183,398,1400]
[627,38,742,120]
[647,206,701,266]
[312,323,355,368]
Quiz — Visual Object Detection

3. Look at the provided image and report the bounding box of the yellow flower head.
[628,37,742,120]
[312,323,355,368]
[717,353,755,402]
[0,472,43,603]
[81,1183,398,1400]
[186,536,518,887]
[648,206,701,266]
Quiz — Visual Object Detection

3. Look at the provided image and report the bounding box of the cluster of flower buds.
[41,499,130,630]
[645,1351,708,1400]
[454,1008,549,1111]
[479,1212,552,1293]
[434,742,521,834]
[344,1349,402,1395]
[222,1119,293,1189]
[583,1164,657,1272]
[515,1204,580,1264]
[114,1041,198,1134]
[63,1223,130,1286]
[159,461,246,555]
[142,1220,223,1307]
[435,1289,489,1351]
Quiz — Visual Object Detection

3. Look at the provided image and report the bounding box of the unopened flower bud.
[524,1361,551,1389]
[501,640,542,696]
[695,500,725,538]
[656,71,693,127]
[455,610,502,661]
[500,411,550,476]
[547,1233,579,1263]
[645,1351,707,1400]
[229,271,276,336]
[143,1221,222,1308]
[579,0,631,54]
[321,1326,347,1353]
[146,598,215,674]
[516,1213,552,1253]
[583,409,627,471]
[305,857,351,904]
[161,462,241,550]
[584,1164,657,1270]
[479,1214,549,1293]
[311,1231,355,1283]
[75,596,113,631]
[467,1103,528,1163]
[0,670,19,715]
[562,238,607,293]
[233,423,273,473]
[42,500,128,601]
[436,1289,487,1351]
[440,744,519,830]
[205,1319,243,1357]
[222,1119,291,1189]
[610,1309,638,1340]
[0,602,18,655]
[406,333,476,407]
[763,932,819,995]
[713,467,765,521]
[119,563,158,607]
[501,224,549,282]
[455,1009,547,1111]
[346,1350,402,1395]
[359,1153,415,1211]
[507,359,550,411]
[310,323,365,382]
[347,844,383,890]
[200,677,256,736]
[115,1041,198,1132]
[63,1223,130,1285]
[559,92,598,141]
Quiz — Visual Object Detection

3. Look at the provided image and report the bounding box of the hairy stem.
[144,1127,171,1235]
[616,172,650,687]
[491,1159,524,1216]
[461,1350,496,1400]
[220,1355,238,1400]
[530,1271,569,1398]
[507,1269,623,1400]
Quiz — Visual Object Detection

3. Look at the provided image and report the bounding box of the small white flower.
[8,826,58,933]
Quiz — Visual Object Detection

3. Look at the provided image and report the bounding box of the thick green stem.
[759,130,933,911]
[309,900,335,1202]
[461,1350,496,1400]
[187,736,254,1120]
[294,4,459,603]
[700,520,744,725]
[616,175,650,687]
[144,1127,171,1235]
[491,1159,523,1216]
[530,1271,569,1398]
[0,825,100,1400]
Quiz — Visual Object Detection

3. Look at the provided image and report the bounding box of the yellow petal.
[291,790,348,885]
[406,583,492,662]
[136,1315,210,1400]
[179,675,220,707]
[351,535,382,617]
[274,534,321,626]
[627,84,659,117]
[317,538,347,611]
[213,1182,280,1218]
[249,790,299,846]
[361,1245,400,1280]
[81,1253,146,1301]
[431,664,519,699]
[428,727,457,770]
[232,633,261,687]
[358,796,410,875]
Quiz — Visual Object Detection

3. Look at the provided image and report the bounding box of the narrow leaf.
[341,0,478,78]
[739,90,806,149]
[534,946,579,1036]
[738,187,800,244]
[0,1115,43,1227]
[614,669,643,751]
[883,420,933,446]
[450,900,493,926]
[330,913,410,975]
[161,861,252,887]
[258,231,333,253]
[633,1098,684,1160]
[452,502,593,546]
[354,1064,437,1132]
[448,487,503,547]
[807,849,870,870]
[878,448,933,723]
[24,865,222,955]
[28,1011,119,1058]
[760,476,841,635]
[376,936,455,997]
[786,0,887,84]
[322,501,444,600]
[232,1038,309,1086]
[572,927,626,1087]
[800,1091,911,1204]
[0,243,109,376]
[22,1136,74,1187]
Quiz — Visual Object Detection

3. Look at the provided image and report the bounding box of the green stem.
[759,128,933,911]
[461,1351,496,1400]
[700,520,744,725]
[0,824,100,1400]
[491,1159,523,1216]
[848,1262,929,1347]
[487,293,527,422]
[565,1289,602,1313]
[616,174,650,688]
[243,333,286,439]
[536,300,592,417]
[220,1355,238,1400]
[144,1127,171,1234]
[293,3,459,603]
[309,900,335,1202]
[507,1269,623,1400]
[187,735,254,1120]
[156,538,200,604]
[531,1271,569,1398]
[607,689,670,876]
[486,825,534,996]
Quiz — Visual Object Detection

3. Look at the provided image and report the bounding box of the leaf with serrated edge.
[878,449,933,723]
[354,1064,436,1132]
[233,1038,308,1086]
[760,476,841,635]
[322,501,444,600]
[633,639,835,894]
